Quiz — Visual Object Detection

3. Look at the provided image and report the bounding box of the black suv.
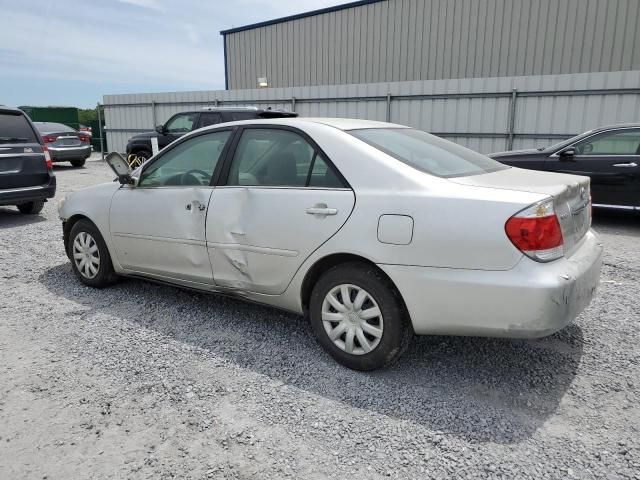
[125,106,298,160]
[0,106,56,214]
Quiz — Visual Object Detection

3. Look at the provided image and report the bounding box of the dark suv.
[125,106,298,160]
[0,106,56,214]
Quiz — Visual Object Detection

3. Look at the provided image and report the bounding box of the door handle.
[612,162,638,168]
[306,204,338,216]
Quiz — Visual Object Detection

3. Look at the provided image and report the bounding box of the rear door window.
[226,128,346,188]
[199,113,222,128]
[0,112,38,143]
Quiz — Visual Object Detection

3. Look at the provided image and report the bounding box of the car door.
[159,112,199,148]
[109,129,233,286]
[547,128,640,207]
[207,126,355,295]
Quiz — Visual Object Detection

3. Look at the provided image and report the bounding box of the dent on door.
[206,187,355,295]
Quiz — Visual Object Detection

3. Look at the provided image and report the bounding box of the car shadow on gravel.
[41,263,584,444]
[0,207,47,229]
[592,208,640,232]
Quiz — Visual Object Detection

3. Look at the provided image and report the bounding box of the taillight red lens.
[505,199,564,262]
[506,215,563,251]
[43,146,53,170]
[79,135,90,143]
[42,135,56,143]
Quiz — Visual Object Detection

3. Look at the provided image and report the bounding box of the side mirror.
[155,124,165,134]
[559,147,576,160]
[105,152,134,185]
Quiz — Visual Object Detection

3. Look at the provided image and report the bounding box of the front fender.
[59,182,123,270]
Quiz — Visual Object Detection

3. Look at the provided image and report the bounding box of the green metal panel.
[19,106,80,130]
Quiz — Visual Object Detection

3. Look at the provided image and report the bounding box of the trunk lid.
[47,131,83,147]
[450,167,591,257]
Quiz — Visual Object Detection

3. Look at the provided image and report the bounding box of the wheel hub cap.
[72,231,100,279]
[321,284,384,356]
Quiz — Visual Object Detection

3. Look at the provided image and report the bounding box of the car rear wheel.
[68,219,118,288]
[70,159,86,168]
[309,262,412,370]
[16,200,44,214]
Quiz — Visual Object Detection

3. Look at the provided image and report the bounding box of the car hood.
[128,131,157,141]
[488,148,541,158]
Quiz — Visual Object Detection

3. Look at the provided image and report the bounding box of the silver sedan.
[58,118,603,370]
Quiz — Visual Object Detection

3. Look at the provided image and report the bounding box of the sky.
[0,0,348,108]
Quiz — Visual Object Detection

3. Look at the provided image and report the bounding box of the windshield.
[349,128,508,178]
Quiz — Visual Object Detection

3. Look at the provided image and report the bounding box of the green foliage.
[78,108,98,126]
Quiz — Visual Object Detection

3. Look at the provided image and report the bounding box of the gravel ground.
[1,157,638,479]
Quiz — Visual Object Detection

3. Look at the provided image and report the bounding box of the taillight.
[79,135,90,143]
[505,199,564,262]
[42,135,56,143]
[43,146,53,170]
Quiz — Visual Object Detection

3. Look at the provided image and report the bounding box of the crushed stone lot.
[1,158,638,479]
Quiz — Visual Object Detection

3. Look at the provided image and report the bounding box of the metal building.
[221,0,640,90]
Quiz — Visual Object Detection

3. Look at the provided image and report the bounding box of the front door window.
[165,113,197,134]
[139,130,231,187]
[574,129,640,155]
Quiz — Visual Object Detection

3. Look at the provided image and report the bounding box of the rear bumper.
[0,175,56,206]
[49,146,91,161]
[379,230,603,338]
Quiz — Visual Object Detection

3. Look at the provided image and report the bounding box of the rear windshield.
[0,112,39,143]
[349,128,508,178]
[34,122,76,134]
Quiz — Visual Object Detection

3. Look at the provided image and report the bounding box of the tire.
[70,159,86,168]
[16,200,44,214]
[309,262,412,371]
[67,219,118,288]
[136,149,152,161]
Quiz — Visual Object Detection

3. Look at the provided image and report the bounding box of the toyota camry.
[58,118,603,370]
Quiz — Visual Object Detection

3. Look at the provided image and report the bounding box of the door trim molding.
[207,241,298,257]
[113,231,206,247]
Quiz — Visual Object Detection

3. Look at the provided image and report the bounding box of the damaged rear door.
[207,126,354,295]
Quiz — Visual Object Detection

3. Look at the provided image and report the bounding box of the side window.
[228,112,257,122]
[199,113,221,128]
[165,113,196,134]
[227,129,315,187]
[308,153,344,188]
[574,129,640,156]
[139,130,231,187]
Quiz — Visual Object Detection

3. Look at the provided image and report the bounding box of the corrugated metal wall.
[104,70,640,154]
[223,0,640,90]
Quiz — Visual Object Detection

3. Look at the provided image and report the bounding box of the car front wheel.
[68,219,118,288]
[309,262,412,370]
